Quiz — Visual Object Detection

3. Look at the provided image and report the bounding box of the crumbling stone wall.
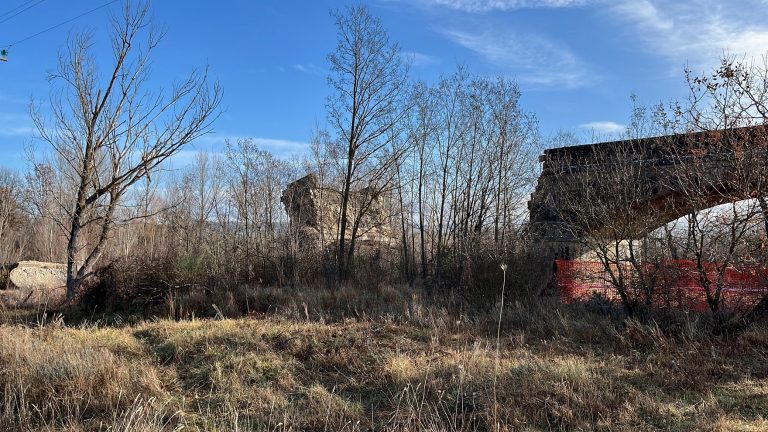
[281,173,394,249]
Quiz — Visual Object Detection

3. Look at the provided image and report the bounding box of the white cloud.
[579,121,627,134]
[441,28,595,88]
[401,51,440,67]
[419,0,593,12]
[609,0,768,72]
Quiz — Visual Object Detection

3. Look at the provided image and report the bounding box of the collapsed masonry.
[281,173,395,250]
[1,261,67,308]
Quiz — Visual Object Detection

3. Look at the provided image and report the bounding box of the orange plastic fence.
[554,259,768,312]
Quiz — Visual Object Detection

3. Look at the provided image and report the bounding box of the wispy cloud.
[251,137,311,155]
[579,121,627,134]
[417,0,593,12]
[404,0,768,79]
[193,135,310,158]
[167,136,310,169]
[290,63,326,76]
[0,92,28,105]
[401,50,440,67]
[609,0,768,72]
[0,113,33,137]
[441,28,595,88]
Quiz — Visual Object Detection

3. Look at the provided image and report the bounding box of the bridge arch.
[529,126,768,260]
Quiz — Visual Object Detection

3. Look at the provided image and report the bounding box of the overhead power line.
[0,0,47,25]
[0,0,39,19]
[2,0,118,49]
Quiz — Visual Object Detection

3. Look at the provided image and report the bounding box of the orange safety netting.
[554,259,768,312]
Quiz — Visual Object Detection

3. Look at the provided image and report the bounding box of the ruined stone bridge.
[528,126,768,260]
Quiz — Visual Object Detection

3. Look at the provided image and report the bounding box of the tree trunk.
[338,156,354,281]
[65,221,82,301]
[418,151,427,279]
[397,169,410,279]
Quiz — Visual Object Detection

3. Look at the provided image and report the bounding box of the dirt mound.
[2,261,67,308]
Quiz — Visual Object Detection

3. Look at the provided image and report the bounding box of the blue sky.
[2,0,768,170]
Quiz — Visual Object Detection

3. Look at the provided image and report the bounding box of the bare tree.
[226,138,259,281]
[553,140,667,315]
[23,163,67,262]
[306,127,335,254]
[405,81,436,279]
[401,71,540,288]
[0,168,25,264]
[549,101,670,316]
[31,2,222,300]
[327,5,409,280]
[664,56,768,319]
[432,70,466,284]
[226,137,299,284]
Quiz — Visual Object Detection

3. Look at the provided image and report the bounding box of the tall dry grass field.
[1,285,767,431]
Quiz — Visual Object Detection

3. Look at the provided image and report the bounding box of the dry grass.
[1,287,767,431]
